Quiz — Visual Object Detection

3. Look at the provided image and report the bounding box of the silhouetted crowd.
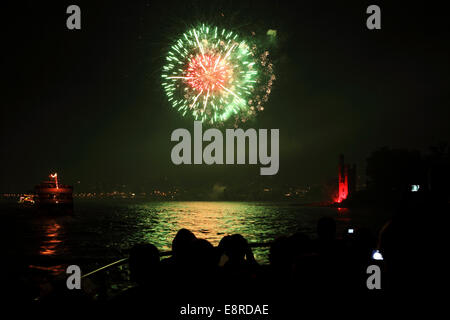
[110,215,410,313]
[30,204,429,317]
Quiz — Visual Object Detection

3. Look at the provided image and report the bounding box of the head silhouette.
[317,217,336,242]
[129,243,160,286]
[220,234,248,264]
[172,228,197,261]
[269,236,292,268]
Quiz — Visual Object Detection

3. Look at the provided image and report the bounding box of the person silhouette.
[112,242,161,307]
[128,243,160,286]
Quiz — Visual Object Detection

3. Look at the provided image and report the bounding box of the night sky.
[2,0,449,192]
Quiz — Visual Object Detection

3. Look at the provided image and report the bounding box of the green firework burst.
[161,24,274,124]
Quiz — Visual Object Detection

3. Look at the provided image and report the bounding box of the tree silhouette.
[366,147,424,193]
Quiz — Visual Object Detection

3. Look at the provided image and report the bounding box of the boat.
[18,194,35,205]
[35,173,73,214]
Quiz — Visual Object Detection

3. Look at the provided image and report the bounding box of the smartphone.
[347,228,354,234]
[371,249,383,260]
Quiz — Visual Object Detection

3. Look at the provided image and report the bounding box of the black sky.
[1,0,449,192]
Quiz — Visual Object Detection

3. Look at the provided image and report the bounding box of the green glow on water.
[124,201,342,263]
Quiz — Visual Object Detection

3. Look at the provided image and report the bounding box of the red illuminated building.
[336,155,356,203]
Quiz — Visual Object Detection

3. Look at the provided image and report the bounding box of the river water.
[1,200,391,278]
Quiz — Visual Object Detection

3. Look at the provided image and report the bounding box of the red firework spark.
[186,54,231,93]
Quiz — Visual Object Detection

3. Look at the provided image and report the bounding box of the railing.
[81,242,273,279]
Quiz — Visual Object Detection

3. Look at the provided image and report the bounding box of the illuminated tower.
[336,155,357,203]
[337,154,349,203]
